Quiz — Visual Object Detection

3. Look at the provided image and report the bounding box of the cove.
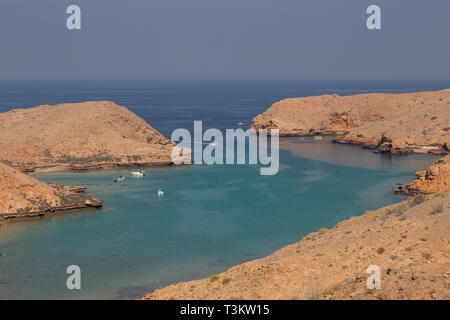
[0,138,440,299]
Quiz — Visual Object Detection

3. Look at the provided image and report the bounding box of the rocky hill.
[251,90,450,154]
[0,162,102,219]
[141,189,450,300]
[0,101,175,172]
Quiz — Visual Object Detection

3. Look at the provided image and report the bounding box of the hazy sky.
[0,0,449,80]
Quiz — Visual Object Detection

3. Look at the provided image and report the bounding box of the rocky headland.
[140,90,450,300]
[142,189,450,300]
[251,90,450,194]
[0,100,179,221]
[0,101,176,173]
[0,162,102,221]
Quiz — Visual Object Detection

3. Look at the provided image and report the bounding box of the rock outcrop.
[0,101,175,172]
[141,189,450,300]
[0,162,102,219]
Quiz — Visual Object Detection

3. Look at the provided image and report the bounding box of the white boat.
[131,170,145,177]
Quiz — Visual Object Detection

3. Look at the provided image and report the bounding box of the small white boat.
[237,121,245,126]
[314,135,323,140]
[157,189,164,198]
[131,170,145,177]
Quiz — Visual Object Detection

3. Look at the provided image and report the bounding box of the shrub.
[419,237,427,242]
[210,274,220,282]
[377,247,385,254]
[303,235,312,241]
[222,277,231,285]
[318,228,328,233]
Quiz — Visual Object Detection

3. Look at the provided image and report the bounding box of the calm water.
[0,80,447,299]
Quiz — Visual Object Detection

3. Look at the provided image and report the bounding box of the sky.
[0,0,449,80]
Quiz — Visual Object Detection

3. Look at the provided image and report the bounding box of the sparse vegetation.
[377,247,385,254]
[419,237,427,242]
[318,228,328,233]
[391,203,409,216]
[324,288,335,296]
[0,160,13,167]
[430,203,443,215]
[303,235,312,241]
[210,274,220,282]
[222,277,231,285]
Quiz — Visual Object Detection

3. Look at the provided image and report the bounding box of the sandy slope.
[142,190,450,300]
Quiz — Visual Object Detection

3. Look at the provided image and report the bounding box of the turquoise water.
[0,137,440,299]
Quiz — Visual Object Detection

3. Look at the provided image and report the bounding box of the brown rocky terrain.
[0,101,176,172]
[142,189,450,300]
[0,162,102,220]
